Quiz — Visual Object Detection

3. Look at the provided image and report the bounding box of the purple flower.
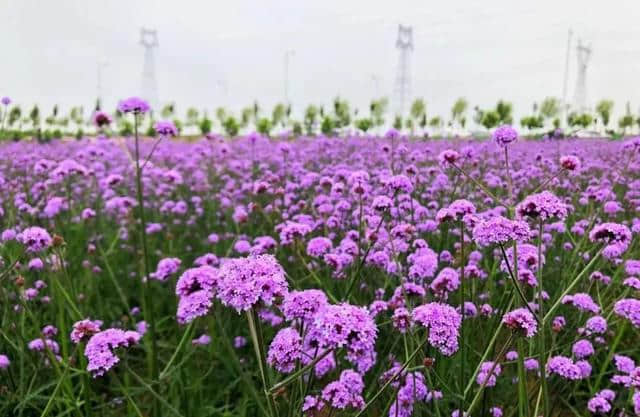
[589,222,632,259]
[562,293,600,314]
[151,257,182,281]
[17,227,52,253]
[70,319,103,344]
[117,97,150,114]
[217,255,288,313]
[572,339,594,359]
[0,354,10,369]
[192,334,211,346]
[282,289,328,323]
[412,303,462,356]
[584,316,607,335]
[175,266,219,324]
[430,267,460,297]
[516,191,568,221]
[154,120,178,136]
[472,216,531,247]
[477,361,502,387]
[267,327,303,373]
[84,329,141,377]
[559,155,580,171]
[320,369,365,410]
[1,96,11,106]
[547,355,583,380]
[306,237,333,257]
[311,303,378,372]
[613,298,640,328]
[502,308,537,337]
[92,111,112,127]
[493,125,518,146]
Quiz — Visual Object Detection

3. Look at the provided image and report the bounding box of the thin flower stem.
[536,220,550,417]
[159,322,195,380]
[465,334,513,415]
[450,162,507,208]
[133,113,159,415]
[498,244,540,324]
[246,309,277,417]
[459,220,466,411]
[353,337,429,417]
[543,246,604,323]
[270,348,332,393]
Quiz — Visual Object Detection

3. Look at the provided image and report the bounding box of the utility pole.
[573,39,592,113]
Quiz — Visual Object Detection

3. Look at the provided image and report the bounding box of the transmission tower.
[140,28,159,112]
[393,24,413,117]
[572,39,592,113]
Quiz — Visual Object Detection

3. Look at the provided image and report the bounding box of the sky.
[2,0,640,123]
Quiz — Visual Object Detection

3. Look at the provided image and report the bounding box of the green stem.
[246,309,277,417]
[536,221,549,417]
[133,113,159,414]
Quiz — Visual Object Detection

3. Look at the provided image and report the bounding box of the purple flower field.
[1,104,640,416]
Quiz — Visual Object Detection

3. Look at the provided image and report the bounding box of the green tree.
[256,117,272,136]
[520,115,544,131]
[186,107,199,127]
[161,103,175,119]
[451,98,468,128]
[370,98,388,128]
[355,118,373,133]
[303,105,318,135]
[480,111,500,130]
[495,100,513,124]
[272,103,286,127]
[332,97,351,129]
[199,117,212,135]
[320,116,334,136]
[222,116,239,136]
[618,102,634,134]
[595,99,614,127]
[410,98,426,134]
[539,97,560,122]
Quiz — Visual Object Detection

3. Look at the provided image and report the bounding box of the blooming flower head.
[502,308,537,337]
[613,298,640,328]
[559,155,580,171]
[472,216,531,247]
[70,319,103,344]
[320,369,365,410]
[117,97,150,114]
[438,149,460,166]
[0,354,10,369]
[92,111,112,127]
[562,293,600,314]
[17,227,53,253]
[175,265,219,324]
[84,329,141,377]
[311,303,378,372]
[493,125,518,146]
[282,289,328,323]
[151,257,182,281]
[267,327,302,373]
[589,222,632,259]
[412,303,462,356]
[217,255,288,313]
[516,191,568,221]
[477,361,502,387]
[154,120,178,136]
[546,355,583,380]
[572,339,594,359]
[1,96,10,106]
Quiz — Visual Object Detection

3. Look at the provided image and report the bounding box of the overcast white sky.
[2,0,640,121]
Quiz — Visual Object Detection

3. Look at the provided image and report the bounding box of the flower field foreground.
[1,124,640,416]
